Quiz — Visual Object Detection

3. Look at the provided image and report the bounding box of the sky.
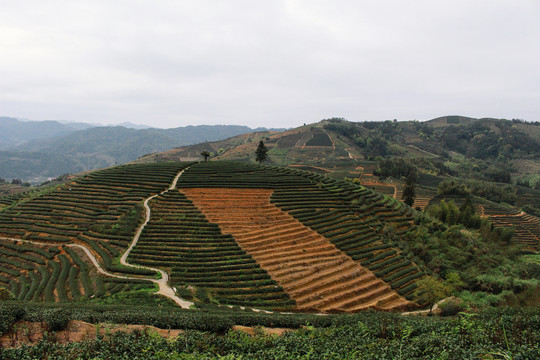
[0,1,539,129]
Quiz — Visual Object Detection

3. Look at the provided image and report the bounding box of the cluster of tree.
[1,178,31,187]
[404,215,533,304]
[435,120,540,160]
[414,273,465,314]
[426,197,481,229]
[374,158,418,180]
[437,179,517,204]
[362,120,400,139]
[356,135,391,158]
[323,121,396,158]
[511,118,540,125]
[516,178,540,190]
[412,120,435,140]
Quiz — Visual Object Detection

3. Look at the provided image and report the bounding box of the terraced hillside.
[0,239,154,302]
[128,189,294,309]
[1,160,427,312]
[177,161,424,311]
[427,196,540,251]
[0,162,193,303]
[184,188,408,312]
[480,202,540,251]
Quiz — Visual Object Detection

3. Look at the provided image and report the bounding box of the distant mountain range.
[0,117,285,182]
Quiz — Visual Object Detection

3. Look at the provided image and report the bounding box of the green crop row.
[132,189,293,309]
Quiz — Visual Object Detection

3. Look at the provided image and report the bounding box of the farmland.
[0,162,193,305]
[0,303,538,359]
[0,160,428,311]
[0,159,538,358]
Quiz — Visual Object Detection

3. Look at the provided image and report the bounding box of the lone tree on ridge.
[255,141,268,163]
[200,151,210,161]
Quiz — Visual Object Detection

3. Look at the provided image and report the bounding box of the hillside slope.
[0,161,428,312]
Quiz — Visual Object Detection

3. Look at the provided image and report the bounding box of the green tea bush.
[43,308,70,331]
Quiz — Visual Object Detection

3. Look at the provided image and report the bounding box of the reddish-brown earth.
[182,188,412,313]
[0,320,184,348]
[0,321,290,348]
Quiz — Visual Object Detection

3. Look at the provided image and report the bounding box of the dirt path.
[0,168,194,309]
[401,297,454,316]
[407,145,439,158]
[118,168,193,308]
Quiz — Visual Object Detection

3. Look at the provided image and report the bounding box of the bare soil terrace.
[182,188,411,313]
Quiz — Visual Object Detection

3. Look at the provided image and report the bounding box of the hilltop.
[149,116,540,186]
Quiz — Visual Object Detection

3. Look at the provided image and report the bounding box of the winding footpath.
[0,167,194,309]
[118,168,193,308]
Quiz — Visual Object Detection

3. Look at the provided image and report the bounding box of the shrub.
[0,287,14,301]
[44,308,70,332]
[439,299,465,316]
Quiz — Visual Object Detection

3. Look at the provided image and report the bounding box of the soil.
[0,320,293,348]
[182,188,412,313]
[0,320,184,348]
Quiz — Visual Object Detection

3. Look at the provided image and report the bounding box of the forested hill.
[0,117,93,149]
[0,123,282,183]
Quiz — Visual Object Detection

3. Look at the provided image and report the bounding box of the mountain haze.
[0,117,94,149]
[0,119,284,182]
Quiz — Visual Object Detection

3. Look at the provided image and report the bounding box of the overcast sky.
[0,1,539,129]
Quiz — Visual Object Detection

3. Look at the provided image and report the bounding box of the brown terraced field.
[182,188,411,312]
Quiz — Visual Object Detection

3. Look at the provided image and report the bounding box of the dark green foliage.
[437,180,470,196]
[0,304,25,335]
[43,308,70,331]
[437,120,540,160]
[0,304,538,359]
[439,299,466,316]
[427,199,481,228]
[402,174,416,206]
[200,150,210,161]
[403,215,533,300]
[437,179,517,205]
[375,158,418,180]
[255,140,268,163]
[305,132,333,146]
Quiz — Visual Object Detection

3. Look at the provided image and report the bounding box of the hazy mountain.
[0,123,283,182]
[113,122,153,129]
[0,117,95,149]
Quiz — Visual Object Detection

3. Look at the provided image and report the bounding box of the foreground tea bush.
[0,307,538,359]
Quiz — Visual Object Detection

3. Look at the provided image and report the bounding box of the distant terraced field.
[480,202,540,251]
[0,160,428,312]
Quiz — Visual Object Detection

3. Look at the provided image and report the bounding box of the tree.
[200,151,210,161]
[255,141,268,163]
[444,272,466,294]
[414,276,451,315]
[402,174,416,206]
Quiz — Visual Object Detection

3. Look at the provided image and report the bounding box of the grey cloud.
[0,0,538,128]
